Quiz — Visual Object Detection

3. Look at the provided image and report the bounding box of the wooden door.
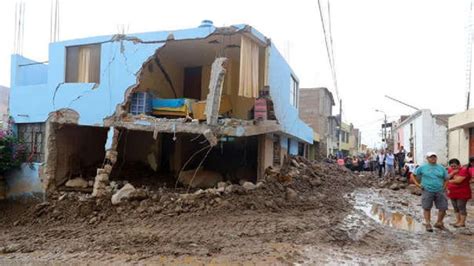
[469,128,474,157]
[183,67,202,100]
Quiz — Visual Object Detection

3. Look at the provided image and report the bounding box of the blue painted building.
[10,21,313,195]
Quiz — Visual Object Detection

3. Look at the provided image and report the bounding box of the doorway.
[183,66,202,100]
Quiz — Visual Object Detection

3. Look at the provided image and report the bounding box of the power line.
[317,0,340,102]
[327,0,339,102]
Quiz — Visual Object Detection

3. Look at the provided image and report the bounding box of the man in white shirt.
[385,150,396,178]
[376,150,386,178]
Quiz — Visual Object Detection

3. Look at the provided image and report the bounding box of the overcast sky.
[0,0,470,147]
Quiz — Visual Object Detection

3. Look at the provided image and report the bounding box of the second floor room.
[10,22,313,143]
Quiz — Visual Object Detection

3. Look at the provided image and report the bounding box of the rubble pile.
[1,156,375,227]
[1,156,413,262]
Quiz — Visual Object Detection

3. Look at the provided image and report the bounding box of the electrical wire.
[317,0,340,102]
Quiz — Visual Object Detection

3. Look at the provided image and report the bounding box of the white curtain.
[78,45,100,83]
[238,36,259,98]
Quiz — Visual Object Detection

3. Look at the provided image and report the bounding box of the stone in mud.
[242,181,257,191]
[398,183,408,189]
[310,177,322,187]
[217,182,227,189]
[178,169,223,189]
[112,183,147,205]
[390,183,400,190]
[291,159,301,168]
[0,244,21,254]
[286,188,298,201]
[65,177,89,188]
[407,184,422,196]
[89,217,98,224]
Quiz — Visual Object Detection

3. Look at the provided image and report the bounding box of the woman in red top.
[447,158,472,227]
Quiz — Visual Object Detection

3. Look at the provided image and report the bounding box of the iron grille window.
[17,123,45,162]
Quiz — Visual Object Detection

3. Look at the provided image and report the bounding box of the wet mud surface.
[1,163,473,264]
[300,187,474,265]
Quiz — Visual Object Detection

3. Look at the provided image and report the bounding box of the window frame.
[290,74,299,107]
[65,44,101,84]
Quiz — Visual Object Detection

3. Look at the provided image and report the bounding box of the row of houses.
[299,87,362,159]
[390,108,474,166]
[2,22,362,198]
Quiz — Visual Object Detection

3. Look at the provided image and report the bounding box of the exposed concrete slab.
[105,115,282,138]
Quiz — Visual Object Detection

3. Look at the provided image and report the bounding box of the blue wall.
[11,55,48,87]
[268,45,313,143]
[279,135,300,155]
[10,24,313,143]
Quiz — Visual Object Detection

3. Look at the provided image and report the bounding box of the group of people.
[330,147,472,231]
[330,146,415,178]
[375,146,415,179]
[412,153,472,231]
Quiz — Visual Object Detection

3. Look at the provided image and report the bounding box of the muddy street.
[1,158,472,265]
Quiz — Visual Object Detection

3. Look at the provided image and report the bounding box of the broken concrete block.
[111,183,136,205]
[104,164,113,174]
[97,168,107,175]
[224,184,244,194]
[65,177,89,188]
[217,182,227,189]
[291,159,300,168]
[106,150,118,164]
[194,189,205,195]
[96,174,109,182]
[129,189,148,201]
[242,181,257,191]
[92,183,108,197]
[178,169,223,189]
[203,129,218,147]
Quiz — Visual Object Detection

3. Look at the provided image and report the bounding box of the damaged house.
[8,21,313,197]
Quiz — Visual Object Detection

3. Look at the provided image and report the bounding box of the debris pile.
[1,156,375,227]
[375,176,422,195]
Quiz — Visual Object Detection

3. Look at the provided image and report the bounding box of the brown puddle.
[357,203,424,232]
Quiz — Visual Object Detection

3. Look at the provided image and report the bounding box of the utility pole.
[466,0,473,110]
[376,109,388,149]
[383,113,387,148]
[338,99,342,155]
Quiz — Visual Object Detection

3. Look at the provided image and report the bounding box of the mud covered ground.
[0,158,473,265]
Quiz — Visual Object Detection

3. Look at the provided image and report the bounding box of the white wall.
[449,128,469,165]
[398,110,448,165]
[422,111,448,165]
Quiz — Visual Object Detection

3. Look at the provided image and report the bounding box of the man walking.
[397,146,406,176]
[376,150,386,178]
[385,150,395,178]
[412,152,449,232]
